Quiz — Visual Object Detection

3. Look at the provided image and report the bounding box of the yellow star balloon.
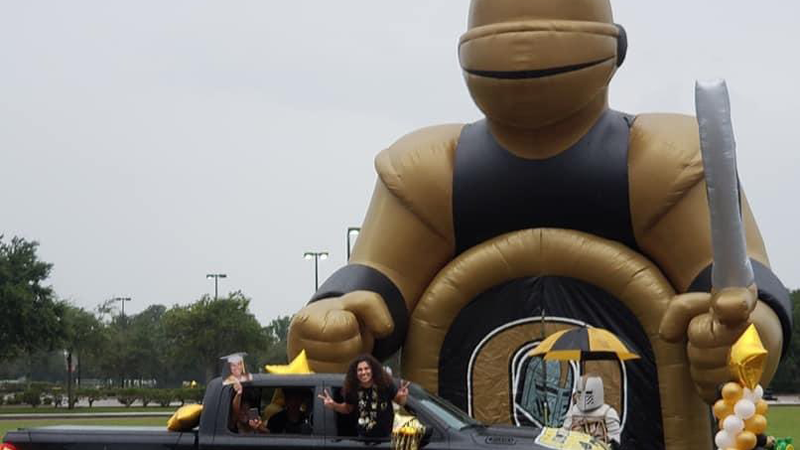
[729,324,768,389]
[265,349,314,374]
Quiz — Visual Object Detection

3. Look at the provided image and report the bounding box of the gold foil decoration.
[265,349,314,374]
[728,324,768,390]
[392,416,426,450]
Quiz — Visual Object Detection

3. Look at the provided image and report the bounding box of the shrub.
[22,389,43,408]
[174,388,203,405]
[52,393,64,408]
[77,388,103,408]
[116,388,139,408]
[174,388,188,406]
[151,389,174,407]
[101,387,117,398]
[29,381,52,391]
[0,383,24,394]
[188,386,205,404]
[6,393,22,405]
[140,389,155,407]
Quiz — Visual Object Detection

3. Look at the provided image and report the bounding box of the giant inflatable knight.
[287,1,792,448]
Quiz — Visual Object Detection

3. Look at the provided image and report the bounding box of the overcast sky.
[2,1,798,324]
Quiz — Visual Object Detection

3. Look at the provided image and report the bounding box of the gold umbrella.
[528,327,640,362]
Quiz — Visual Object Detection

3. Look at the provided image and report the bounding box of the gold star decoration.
[728,324,768,389]
[265,349,314,374]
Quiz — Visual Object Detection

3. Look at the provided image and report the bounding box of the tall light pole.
[303,251,328,291]
[63,349,74,409]
[346,227,361,261]
[206,273,227,300]
[111,297,131,319]
[110,296,131,388]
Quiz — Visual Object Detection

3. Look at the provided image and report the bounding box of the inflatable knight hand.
[287,291,394,373]
[660,286,756,403]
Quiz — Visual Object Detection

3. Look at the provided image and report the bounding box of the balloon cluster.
[713,382,768,450]
[713,324,771,450]
[392,417,426,450]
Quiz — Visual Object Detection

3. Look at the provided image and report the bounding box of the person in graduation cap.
[223,353,253,385]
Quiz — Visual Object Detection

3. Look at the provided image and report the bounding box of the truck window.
[229,385,315,436]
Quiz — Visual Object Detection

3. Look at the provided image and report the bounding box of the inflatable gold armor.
[288,1,792,449]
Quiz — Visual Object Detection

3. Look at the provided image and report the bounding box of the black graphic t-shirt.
[345,383,398,438]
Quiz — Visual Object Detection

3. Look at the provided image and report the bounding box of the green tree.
[0,236,65,361]
[261,315,291,365]
[769,289,799,393]
[127,305,168,382]
[62,305,105,378]
[162,292,269,382]
[265,315,291,342]
[60,304,107,406]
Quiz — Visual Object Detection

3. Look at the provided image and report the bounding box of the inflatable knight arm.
[288,125,461,371]
[629,114,792,402]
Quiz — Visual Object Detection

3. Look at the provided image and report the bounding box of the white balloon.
[743,387,755,402]
[723,415,744,434]
[715,430,734,449]
[753,385,764,402]
[734,399,756,420]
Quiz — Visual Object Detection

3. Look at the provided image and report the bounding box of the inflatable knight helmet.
[575,375,605,412]
[460,0,626,133]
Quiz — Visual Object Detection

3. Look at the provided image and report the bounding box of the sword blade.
[695,79,754,289]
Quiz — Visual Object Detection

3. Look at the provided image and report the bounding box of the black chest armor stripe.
[452,110,638,255]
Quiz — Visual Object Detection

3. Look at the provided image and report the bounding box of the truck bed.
[5,425,197,450]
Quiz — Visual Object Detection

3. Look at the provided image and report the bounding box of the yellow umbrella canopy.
[529,327,640,362]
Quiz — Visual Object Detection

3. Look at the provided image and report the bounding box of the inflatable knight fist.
[288,0,792,448]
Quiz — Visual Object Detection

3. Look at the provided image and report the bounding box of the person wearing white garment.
[562,374,621,447]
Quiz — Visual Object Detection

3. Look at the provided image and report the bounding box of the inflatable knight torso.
[288,1,792,449]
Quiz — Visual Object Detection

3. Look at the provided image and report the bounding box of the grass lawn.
[767,405,799,439]
[0,417,167,442]
[0,406,177,414]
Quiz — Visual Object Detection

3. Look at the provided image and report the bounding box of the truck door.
[321,382,449,450]
[207,382,325,450]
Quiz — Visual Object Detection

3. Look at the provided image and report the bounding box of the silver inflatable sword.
[695,79,754,289]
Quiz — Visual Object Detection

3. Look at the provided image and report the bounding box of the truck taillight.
[1,442,18,450]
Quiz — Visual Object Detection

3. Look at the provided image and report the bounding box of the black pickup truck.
[2,374,556,450]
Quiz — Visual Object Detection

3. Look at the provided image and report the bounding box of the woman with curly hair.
[319,354,410,437]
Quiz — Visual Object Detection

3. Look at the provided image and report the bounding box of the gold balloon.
[729,324,768,389]
[744,414,767,435]
[735,430,757,450]
[714,399,734,419]
[755,399,768,415]
[722,382,744,404]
